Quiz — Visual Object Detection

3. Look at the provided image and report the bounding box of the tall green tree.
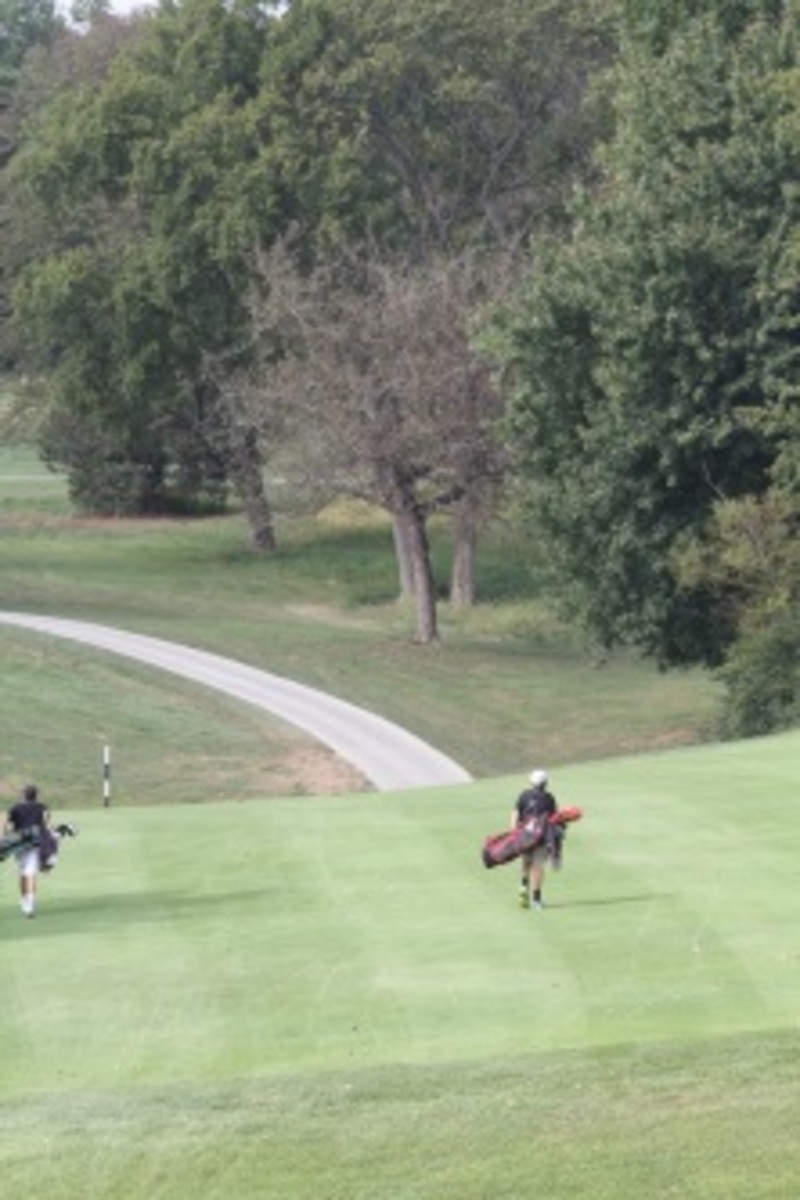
[8,0,279,522]
[0,0,66,368]
[254,0,611,257]
[489,2,800,672]
[678,47,800,732]
[7,0,611,558]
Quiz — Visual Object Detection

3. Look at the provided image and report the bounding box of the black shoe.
[56,823,78,838]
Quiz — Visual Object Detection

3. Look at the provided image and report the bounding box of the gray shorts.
[522,844,549,868]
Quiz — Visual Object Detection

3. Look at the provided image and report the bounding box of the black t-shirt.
[7,797,49,835]
[515,785,557,825]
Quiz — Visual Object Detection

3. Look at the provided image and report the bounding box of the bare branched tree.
[242,240,510,642]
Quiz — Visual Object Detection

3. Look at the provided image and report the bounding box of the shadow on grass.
[0,886,278,938]
[547,891,675,910]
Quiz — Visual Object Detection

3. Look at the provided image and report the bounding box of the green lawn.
[0,444,721,787]
[2,733,800,1197]
[0,441,68,511]
[0,437,794,1197]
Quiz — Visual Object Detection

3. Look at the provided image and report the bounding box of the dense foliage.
[488,0,800,730]
[5,0,275,514]
[2,0,609,645]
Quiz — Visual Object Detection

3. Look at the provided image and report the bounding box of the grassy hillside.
[0,446,721,799]
[2,733,800,1198]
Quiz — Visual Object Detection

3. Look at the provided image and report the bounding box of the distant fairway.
[2,732,800,1198]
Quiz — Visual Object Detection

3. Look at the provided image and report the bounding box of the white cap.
[529,769,548,786]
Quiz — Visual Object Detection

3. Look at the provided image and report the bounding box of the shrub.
[719,609,800,737]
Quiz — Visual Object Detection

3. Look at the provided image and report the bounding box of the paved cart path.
[0,613,472,791]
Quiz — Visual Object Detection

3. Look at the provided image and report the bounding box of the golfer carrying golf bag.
[512,769,560,909]
[3,783,75,918]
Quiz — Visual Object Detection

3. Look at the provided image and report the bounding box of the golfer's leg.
[18,868,29,914]
[519,852,531,906]
[18,852,38,915]
[531,859,545,907]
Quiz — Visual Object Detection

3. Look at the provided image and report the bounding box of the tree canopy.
[488,1,800,696]
[4,0,608,565]
[7,0,276,514]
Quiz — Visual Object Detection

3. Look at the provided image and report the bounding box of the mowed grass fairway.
[3,734,800,1199]
[1,441,797,1196]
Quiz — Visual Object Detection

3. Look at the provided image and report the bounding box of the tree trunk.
[450,491,480,608]
[396,504,439,643]
[228,425,276,552]
[391,512,416,598]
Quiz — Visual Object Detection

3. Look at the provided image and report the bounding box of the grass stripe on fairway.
[1,1034,800,1198]
[1,731,799,1196]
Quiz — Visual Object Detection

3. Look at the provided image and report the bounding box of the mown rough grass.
[0,463,722,786]
[0,628,338,806]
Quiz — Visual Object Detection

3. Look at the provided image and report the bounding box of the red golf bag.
[481,807,582,869]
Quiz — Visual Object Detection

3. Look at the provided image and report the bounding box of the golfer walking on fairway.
[4,783,53,918]
[512,768,558,909]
